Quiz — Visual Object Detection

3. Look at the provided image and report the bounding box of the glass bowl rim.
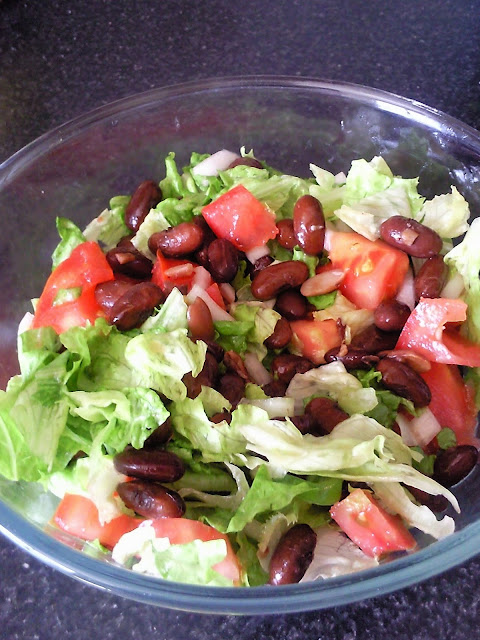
[1,74,480,614]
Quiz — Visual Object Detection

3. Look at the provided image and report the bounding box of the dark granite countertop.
[2,1,480,638]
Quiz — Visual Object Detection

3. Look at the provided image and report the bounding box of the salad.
[1,148,480,588]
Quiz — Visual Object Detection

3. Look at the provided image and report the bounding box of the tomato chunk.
[326,231,409,310]
[289,318,343,364]
[396,297,480,367]
[53,494,141,549]
[201,185,278,251]
[421,362,479,446]
[205,283,226,309]
[151,252,197,293]
[32,242,114,334]
[330,488,416,558]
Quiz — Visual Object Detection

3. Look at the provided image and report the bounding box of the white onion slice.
[192,265,212,290]
[300,269,345,297]
[395,267,415,310]
[191,150,239,176]
[396,408,441,448]
[245,245,270,264]
[219,283,236,305]
[186,285,234,322]
[244,352,273,386]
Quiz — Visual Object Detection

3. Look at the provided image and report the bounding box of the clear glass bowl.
[1,76,480,614]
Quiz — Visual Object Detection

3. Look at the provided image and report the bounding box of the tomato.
[201,185,278,251]
[53,494,141,549]
[151,252,197,292]
[32,242,114,334]
[421,362,479,446]
[289,318,343,364]
[396,297,480,367]
[330,488,416,558]
[326,231,409,310]
[205,283,226,309]
[151,518,242,584]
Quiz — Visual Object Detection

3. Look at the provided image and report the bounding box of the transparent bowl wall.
[1,76,480,614]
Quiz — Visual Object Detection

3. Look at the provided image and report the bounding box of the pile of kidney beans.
[93,160,478,585]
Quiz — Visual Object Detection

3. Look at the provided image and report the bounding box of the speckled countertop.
[2,1,480,638]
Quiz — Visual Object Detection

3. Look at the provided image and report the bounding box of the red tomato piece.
[396,297,480,367]
[53,494,142,550]
[151,252,197,292]
[326,231,409,310]
[201,185,278,251]
[330,488,417,558]
[421,362,479,446]
[32,242,114,334]
[151,518,242,584]
[205,283,226,309]
[289,318,343,364]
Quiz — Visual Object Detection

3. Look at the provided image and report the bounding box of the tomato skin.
[32,242,114,333]
[151,252,197,292]
[150,518,242,584]
[201,185,278,251]
[396,298,480,367]
[289,318,343,364]
[205,283,226,309]
[53,494,141,549]
[326,231,409,310]
[330,488,416,558]
[421,363,479,446]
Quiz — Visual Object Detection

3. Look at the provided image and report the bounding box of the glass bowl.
[1,76,480,614]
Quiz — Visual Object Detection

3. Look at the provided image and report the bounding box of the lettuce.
[52,218,86,268]
[83,196,131,250]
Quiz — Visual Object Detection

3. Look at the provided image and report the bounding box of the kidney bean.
[227,156,264,169]
[271,354,314,384]
[376,357,431,407]
[276,219,297,251]
[183,352,219,399]
[304,396,349,434]
[293,195,326,256]
[223,350,250,381]
[114,448,185,482]
[148,222,205,258]
[106,246,153,279]
[217,373,245,408]
[269,524,317,585]
[117,480,185,519]
[125,180,162,232]
[406,486,449,513]
[262,379,288,397]
[290,413,317,435]
[414,255,447,301]
[324,345,379,370]
[95,279,136,311]
[373,300,411,332]
[207,238,239,282]
[116,234,135,248]
[250,255,274,278]
[378,349,431,374]
[379,216,442,258]
[187,297,215,342]
[202,338,225,362]
[108,282,164,331]
[275,289,308,321]
[251,261,309,300]
[211,411,232,424]
[142,418,174,449]
[264,317,293,350]
[433,445,478,487]
[350,324,400,353]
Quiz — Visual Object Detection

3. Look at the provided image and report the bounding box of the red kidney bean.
[116,234,135,248]
[142,418,174,449]
[290,413,317,435]
[202,338,225,362]
[250,255,274,278]
[183,352,219,399]
[117,480,185,519]
[108,282,164,331]
[223,350,250,381]
[414,255,447,301]
[148,222,205,258]
[304,396,349,434]
[262,379,288,397]
[324,345,379,370]
[106,246,153,279]
[217,373,245,408]
[251,261,309,300]
[350,324,400,353]
[376,358,431,407]
[406,486,449,513]
[373,300,411,332]
[264,317,293,350]
[125,180,162,232]
[378,349,431,374]
[276,219,297,251]
[275,289,308,320]
[211,411,232,424]
[433,445,478,487]
[207,238,239,282]
[227,156,264,169]
[269,524,317,585]
[271,354,314,384]
[95,279,136,311]
[187,297,215,342]
[113,448,185,482]
[293,195,326,256]
[379,216,442,257]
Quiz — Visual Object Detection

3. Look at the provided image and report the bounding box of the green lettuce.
[83,196,131,249]
[52,218,86,268]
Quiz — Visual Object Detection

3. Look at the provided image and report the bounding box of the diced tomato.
[32,242,114,334]
[330,488,416,558]
[289,318,343,364]
[151,518,242,584]
[151,251,197,292]
[53,494,141,549]
[421,362,479,446]
[205,283,226,309]
[326,231,409,310]
[396,297,480,367]
[201,185,278,251]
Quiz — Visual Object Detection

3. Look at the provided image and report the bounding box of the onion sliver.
[244,352,273,386]
[191,149,239,176]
